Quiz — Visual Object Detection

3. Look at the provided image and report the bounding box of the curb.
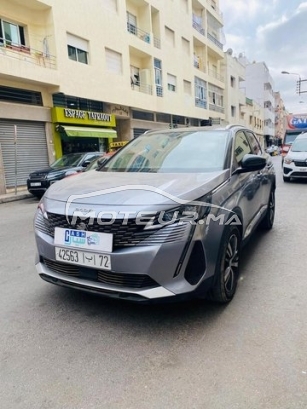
[0,193,33,204]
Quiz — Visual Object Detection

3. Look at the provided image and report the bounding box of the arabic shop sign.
[52,107,116,127]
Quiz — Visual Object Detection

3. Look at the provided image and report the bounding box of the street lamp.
[281,71,302,94]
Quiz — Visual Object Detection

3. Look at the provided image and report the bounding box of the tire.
[259,189,275,230]
[209,226,241,303]
[283,175,290,182]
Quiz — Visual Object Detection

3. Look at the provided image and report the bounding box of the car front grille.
[294,161,307,167]
[42,257,158,289]
[29,173,47,179]
[35,211,190,249]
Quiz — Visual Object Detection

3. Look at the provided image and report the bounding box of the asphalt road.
[0,156,306,409]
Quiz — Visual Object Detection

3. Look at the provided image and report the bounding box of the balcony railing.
[131,82,153,95]
[195,98,207,109]
[156,85,163,97]
[208,69,224,82]
[209,104,224,113]
[0,39,56,69]
[207,33,223,49]
[192,15,205,36]
[127,23,151,44]
[153,36,161,49]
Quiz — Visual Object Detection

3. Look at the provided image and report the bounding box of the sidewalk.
[0,189,33,204]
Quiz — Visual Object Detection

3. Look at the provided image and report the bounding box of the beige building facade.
[0,0,227,192]
[222,49,265,148]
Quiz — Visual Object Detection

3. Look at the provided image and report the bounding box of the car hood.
[43,169,229,214]
[286,151,307,160]
[30,166,81,176]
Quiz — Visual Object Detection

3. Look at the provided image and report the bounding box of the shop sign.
[52,107,116,127]
[109,141,129,148]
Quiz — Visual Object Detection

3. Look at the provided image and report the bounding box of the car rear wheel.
[209,226,241,303]
[283,175,290,182]
[259,189,275,230]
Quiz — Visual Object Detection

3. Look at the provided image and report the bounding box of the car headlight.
[143,195,212,230]
[284,157,293,165]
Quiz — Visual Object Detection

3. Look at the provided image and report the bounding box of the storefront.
[51,107,117,158]
[0,119,49,190]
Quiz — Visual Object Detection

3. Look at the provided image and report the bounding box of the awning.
[61,125,117,138]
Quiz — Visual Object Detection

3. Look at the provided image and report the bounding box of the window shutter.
[19,26,25,45]
[67,33,88,52]
[105,48,122,75]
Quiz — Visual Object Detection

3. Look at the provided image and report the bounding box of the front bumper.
[283,163,307,179]
[34,215,220,301]
[27,179,51,195]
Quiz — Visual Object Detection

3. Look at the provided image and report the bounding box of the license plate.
[299,168,307,172]
[55,247,111,270]
[54,227,113,252]
[30,182,41,186]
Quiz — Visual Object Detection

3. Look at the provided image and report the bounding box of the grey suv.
[34,125,276,303]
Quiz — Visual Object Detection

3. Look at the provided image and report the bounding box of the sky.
[219,0,307,114]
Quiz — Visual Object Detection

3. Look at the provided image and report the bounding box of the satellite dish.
[227,48,233,55]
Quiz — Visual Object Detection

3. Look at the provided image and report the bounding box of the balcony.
[127,22,151,44]
[0,39,56,69]
[131,82,153,95]
[207,1,223,19]
[195,98,207,109]
[209,104,224,113]
[207,32,223,49]
[192,15,205,36]
[208,69,224,82]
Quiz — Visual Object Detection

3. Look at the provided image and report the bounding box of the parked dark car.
[34,125,276,304]
[65,152,115,177]
[27,152,101,197]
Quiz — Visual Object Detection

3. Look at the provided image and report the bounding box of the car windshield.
[284,132,302,145]
[100,130,229,173]
[50,153,84,169]
[291,139,307,152]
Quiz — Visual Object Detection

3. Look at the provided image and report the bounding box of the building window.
[208,84,224,110]
[0,19,26,48]
[167,74,176,92]
[105,48,122,75]
[67,33,88,64]
[130,65,140,86]
[165,26,175,46]
[231,105,236,117]
[184,80,192,94]
[0,85,42,106]
[195,77,207,108]
[230,76,236,88]
[127,12,137,35]
[182,37,190,54]
[154,58,163,97]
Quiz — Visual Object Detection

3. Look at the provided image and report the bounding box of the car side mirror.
[82,160,91,167]
[235,154,266,174]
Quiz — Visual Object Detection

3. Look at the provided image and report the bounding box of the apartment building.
[274,91,287,144]
[238,57,275,148]
[0,0,225,193]
[222,49,264,147]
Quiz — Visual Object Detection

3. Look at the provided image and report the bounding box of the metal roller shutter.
[0,120,49,188]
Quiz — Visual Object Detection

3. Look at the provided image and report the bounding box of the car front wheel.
[260,189,275,230]
[209,226,241,303]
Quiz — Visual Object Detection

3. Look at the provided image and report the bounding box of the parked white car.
[283,133,307,182]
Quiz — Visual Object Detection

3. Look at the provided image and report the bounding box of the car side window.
[245,131,262,155]
[233,131,252,168]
